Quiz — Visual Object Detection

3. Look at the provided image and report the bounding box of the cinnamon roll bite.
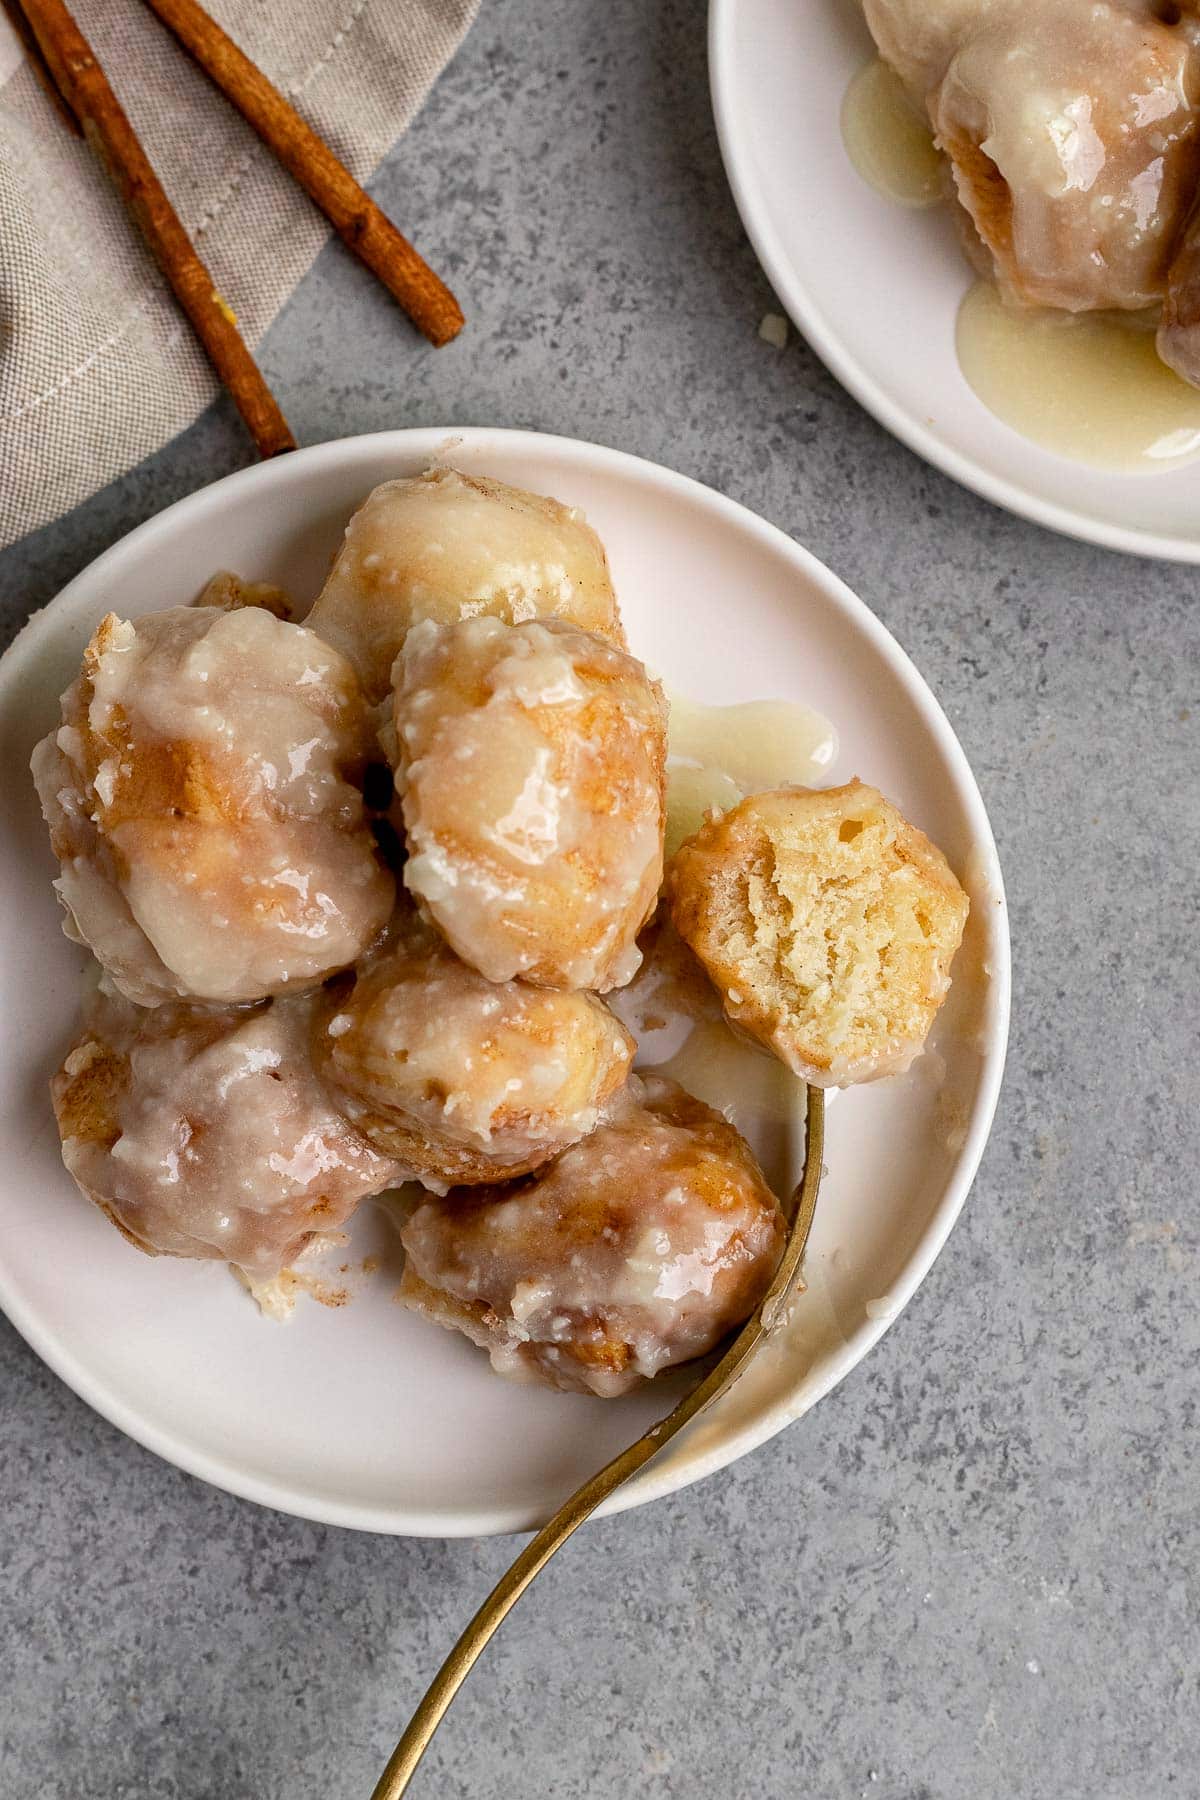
[863,0,1200,314]
[391,615,667,992]
[313,913,635,1188]
[31,606,394,1007]
[668,781,969,1086]
[306,468,626,702]
[399,1076,786,1396]
[52,984,400,1276]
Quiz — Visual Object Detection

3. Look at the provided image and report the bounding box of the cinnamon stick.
[19,0,296,461]
[138,0,465,348]
[1,0,81,135]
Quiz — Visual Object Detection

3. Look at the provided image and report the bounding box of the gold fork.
[370,1085,826,1799]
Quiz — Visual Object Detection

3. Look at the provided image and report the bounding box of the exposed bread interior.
[668,780,968,1086]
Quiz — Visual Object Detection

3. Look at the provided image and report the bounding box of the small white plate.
[710,0,1200,561]
[0,428,1009,1536]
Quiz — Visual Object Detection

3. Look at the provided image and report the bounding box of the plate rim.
[707,0,1200,566]
[0,424,1011,1536]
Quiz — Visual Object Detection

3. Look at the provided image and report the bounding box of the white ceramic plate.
[710,0,1200,561]
[0,428,1009,1536]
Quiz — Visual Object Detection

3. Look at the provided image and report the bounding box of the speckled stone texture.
[2,2,1198,1796]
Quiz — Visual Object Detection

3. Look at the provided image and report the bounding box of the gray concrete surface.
[2,2,1198,1796]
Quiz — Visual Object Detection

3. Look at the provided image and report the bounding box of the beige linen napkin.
[0,0,478,549]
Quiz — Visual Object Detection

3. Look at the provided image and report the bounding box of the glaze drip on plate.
[665,692,836,861]
[840,57,944,209]
[956,281,1200,472]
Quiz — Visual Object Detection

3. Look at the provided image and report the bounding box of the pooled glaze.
[842,57,945,208]
[315,913,635,1185]
[393,615,667,992]
[31,606,394,1006]
[52,985,400,1275]
[665,692,837,861]
[610,919,805,1179]
[399,1075,786,1397]
[607,918,724,1065]
[957,278,1200,468]
[305,467,626,702]
[655,1022,804,1151]
[668,694,837,791]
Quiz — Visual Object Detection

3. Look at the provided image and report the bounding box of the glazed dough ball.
[864,0,1200,312]
[313,915,636,1187]
[305,467,626,702]
[52,985,400,1276]
[393,615,667,992]
[668,780,969,1087]
[399,1075,785,1396]
[31,606,395,1007]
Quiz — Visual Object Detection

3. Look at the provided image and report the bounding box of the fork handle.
[370,1086,825,1800]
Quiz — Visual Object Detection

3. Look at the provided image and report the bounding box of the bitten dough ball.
[31,606,395,1007]
[52,986,400,1276]
[668,780,969,1087]
[313,914,636,1188]
[399,1074,786,1397]
[393,615,667,992]
[305,467,626,702]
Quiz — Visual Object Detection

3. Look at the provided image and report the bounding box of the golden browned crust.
[49,988,400,1269]
[50,1032,159,1255]
[925,7,1200,313]
[194,571,294,620]
[50,1034,128,1149]
[34,609,395,1006]
[398,1267,503,1342]
[440,471,627,650]
[667,780,969,1087]
[941,128,1015,280]
[75,615,368,839]
[337,1108,564,1188]
[398,1266,634,1391]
